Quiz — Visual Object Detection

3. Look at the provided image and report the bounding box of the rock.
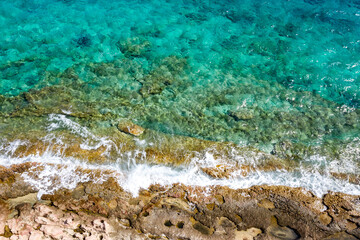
[116,37,150,57]
[71,184,85,199]
[200,164,235,178]
[76,36,91,47]
[215,194,225,205]
[0,165,360,239]
[319,213,332,225]
[267,216,299,240]
[345,220,357,231]
[108,199,117,209]
[160,198,192,212]
[322,232,358,240]
[118,219,131,228]
[40,225,66,238]
[6,193,38,209]
[258,199,275,209]
[206,203,215,210]
[3,225,13,238]
[228,109,254,121]
[28,231,45,240]
[190,217,214,235]
[235,227,262,240]
[218,217,235,229]
[267,225,299,240]
[117,120,144,136]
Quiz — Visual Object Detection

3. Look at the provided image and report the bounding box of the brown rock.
[1,163,360,240]
[200,164,236,178]
[108,199,117,209]
[267,225,299,240]
[235,227,262,240]
[346,220,358,231]
[258,199,275,209]
[215,195,225,205]
[322,232,358,240]
[206,203,215,211]
[160,198,192,212]
[190,217,214,235]
[3,225,12,238]
[117,121,144,136]
[267,216,299,240]
[319,213,332,226]
[71,184,85,199]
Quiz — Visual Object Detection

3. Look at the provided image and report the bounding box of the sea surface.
[0,0,360,197]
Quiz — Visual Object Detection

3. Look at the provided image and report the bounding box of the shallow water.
[0,0,360,196]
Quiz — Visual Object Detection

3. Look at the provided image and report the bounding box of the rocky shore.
[0,118,359,239]
[0,162,359,240]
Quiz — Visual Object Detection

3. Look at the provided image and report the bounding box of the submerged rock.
[117,120,145,136]
[116,37,150,58]
[76,36,92,47]
[227,109,254,121]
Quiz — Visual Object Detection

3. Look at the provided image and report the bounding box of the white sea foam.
[47,114,118,157]
[0,151,359,199]
[0,114,359,199]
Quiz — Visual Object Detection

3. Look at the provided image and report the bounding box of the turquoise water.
[1,0,360,163]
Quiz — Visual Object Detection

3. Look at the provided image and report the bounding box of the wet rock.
[227,109,254,121]
[201,164,234,178]
[139,55,188,97]
[71,184,85,199]
[76,36,91,47]
[117,120,145,136]
[116,37,150,57]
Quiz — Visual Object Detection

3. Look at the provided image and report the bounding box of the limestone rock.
[0,165,360,240]
[235,227,262,240]
[190,217,214,235]
[6,193,38,208]
[117,121,144,136]
[267,216,299,240]
[322,232,358,240]
[258,198,275,209]
[200,164,236,178]
[345,220,357,231]
[267,225,299,240]
[319,213,332,225]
